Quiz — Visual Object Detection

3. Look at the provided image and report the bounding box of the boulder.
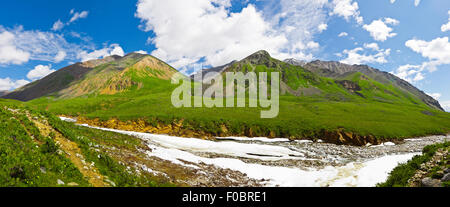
[421,177,442,187]
[441,173,450,182]
[445,168,450,174]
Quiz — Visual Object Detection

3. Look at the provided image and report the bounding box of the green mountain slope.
[9,50,448,146]
[303,60,443,111]
[223,50,435,109]
[1,53,180,101]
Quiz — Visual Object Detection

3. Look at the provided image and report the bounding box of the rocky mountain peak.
[80,55,122,68]
[0,90,9,97]
[284,58,306,67]
[241,50,275,67]
[303,60,444,111]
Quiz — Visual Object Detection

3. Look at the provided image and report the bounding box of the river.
[60,117,448,187]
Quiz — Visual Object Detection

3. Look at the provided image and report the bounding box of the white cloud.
[442,23,450,32]
[77,44,125,62]
[427,93,441,100]
[306,41,320,49]
[3,26,94,63]
[69,10,89,23]
[54,51,67,63]
[363,42,380,51]
[134,50,148,54]
[318,23,328,32]
[0,77,29,91]
[0,30,30,65]
[338,32,348,37]
[363,19,398,42]
[441,10,450,32]
[26,65,56,81]
[414,0,420,7]
[391,64,424,83]
[51,10,88,31]
[441,101,450,112]
[392,35,450,83]
[390,0,396,4]
[136,0,328,71]
[384,17,400,25]
[52,20,65,31]
[110,45,125,56]
[340,46,391,65]
[405,37,450,72]
[330,0,363,24]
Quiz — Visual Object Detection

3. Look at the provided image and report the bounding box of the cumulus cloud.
[26,65,56,81]
[0,30,30,65]
[338,32,348,37]
[405,37,450,72]
[340,46,391,65]
[391,64,425,83]
[363,18,398,42]
[392,36,450,84]
[134,50,148,54]
[136,0,329,72]
[330,0,363,24]
[384,17,400,25]
[441,10,450,32]
[318,23,328,32]
[0,77,29,91]
[77,44,125,62]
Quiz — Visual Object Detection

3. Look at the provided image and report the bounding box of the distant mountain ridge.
[283,58,306,67]
[197,51,443,111]
[302,60,444,111]
[0,50,443,112]
[2,52,179,101]
[0,91,8,97]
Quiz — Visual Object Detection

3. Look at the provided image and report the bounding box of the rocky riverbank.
[408,148,449,187]
[63,116,445,146]
[61,116,449,187]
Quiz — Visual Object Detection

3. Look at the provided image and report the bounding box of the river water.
[60,117,448,187]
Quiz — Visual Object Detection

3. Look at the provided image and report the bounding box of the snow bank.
[77,124,307,161]
[59,116,77,122]
[216,137,290,143]
[63,119,418,187]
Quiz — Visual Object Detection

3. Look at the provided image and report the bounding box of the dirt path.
[27,113,109,187]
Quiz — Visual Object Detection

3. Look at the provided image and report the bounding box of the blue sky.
[0,0,449,110]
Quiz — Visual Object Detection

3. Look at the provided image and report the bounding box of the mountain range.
[190,50,443,111]
[2,52,179,101]
[1,50,449,145]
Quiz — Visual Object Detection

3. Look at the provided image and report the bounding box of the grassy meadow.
[21,75,450,142]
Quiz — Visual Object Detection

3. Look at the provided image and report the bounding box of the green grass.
[378,141,450,187]
[12,56,450,142]
[24,74,450,141]
[0,106,89,187]
[0,103,174,187]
